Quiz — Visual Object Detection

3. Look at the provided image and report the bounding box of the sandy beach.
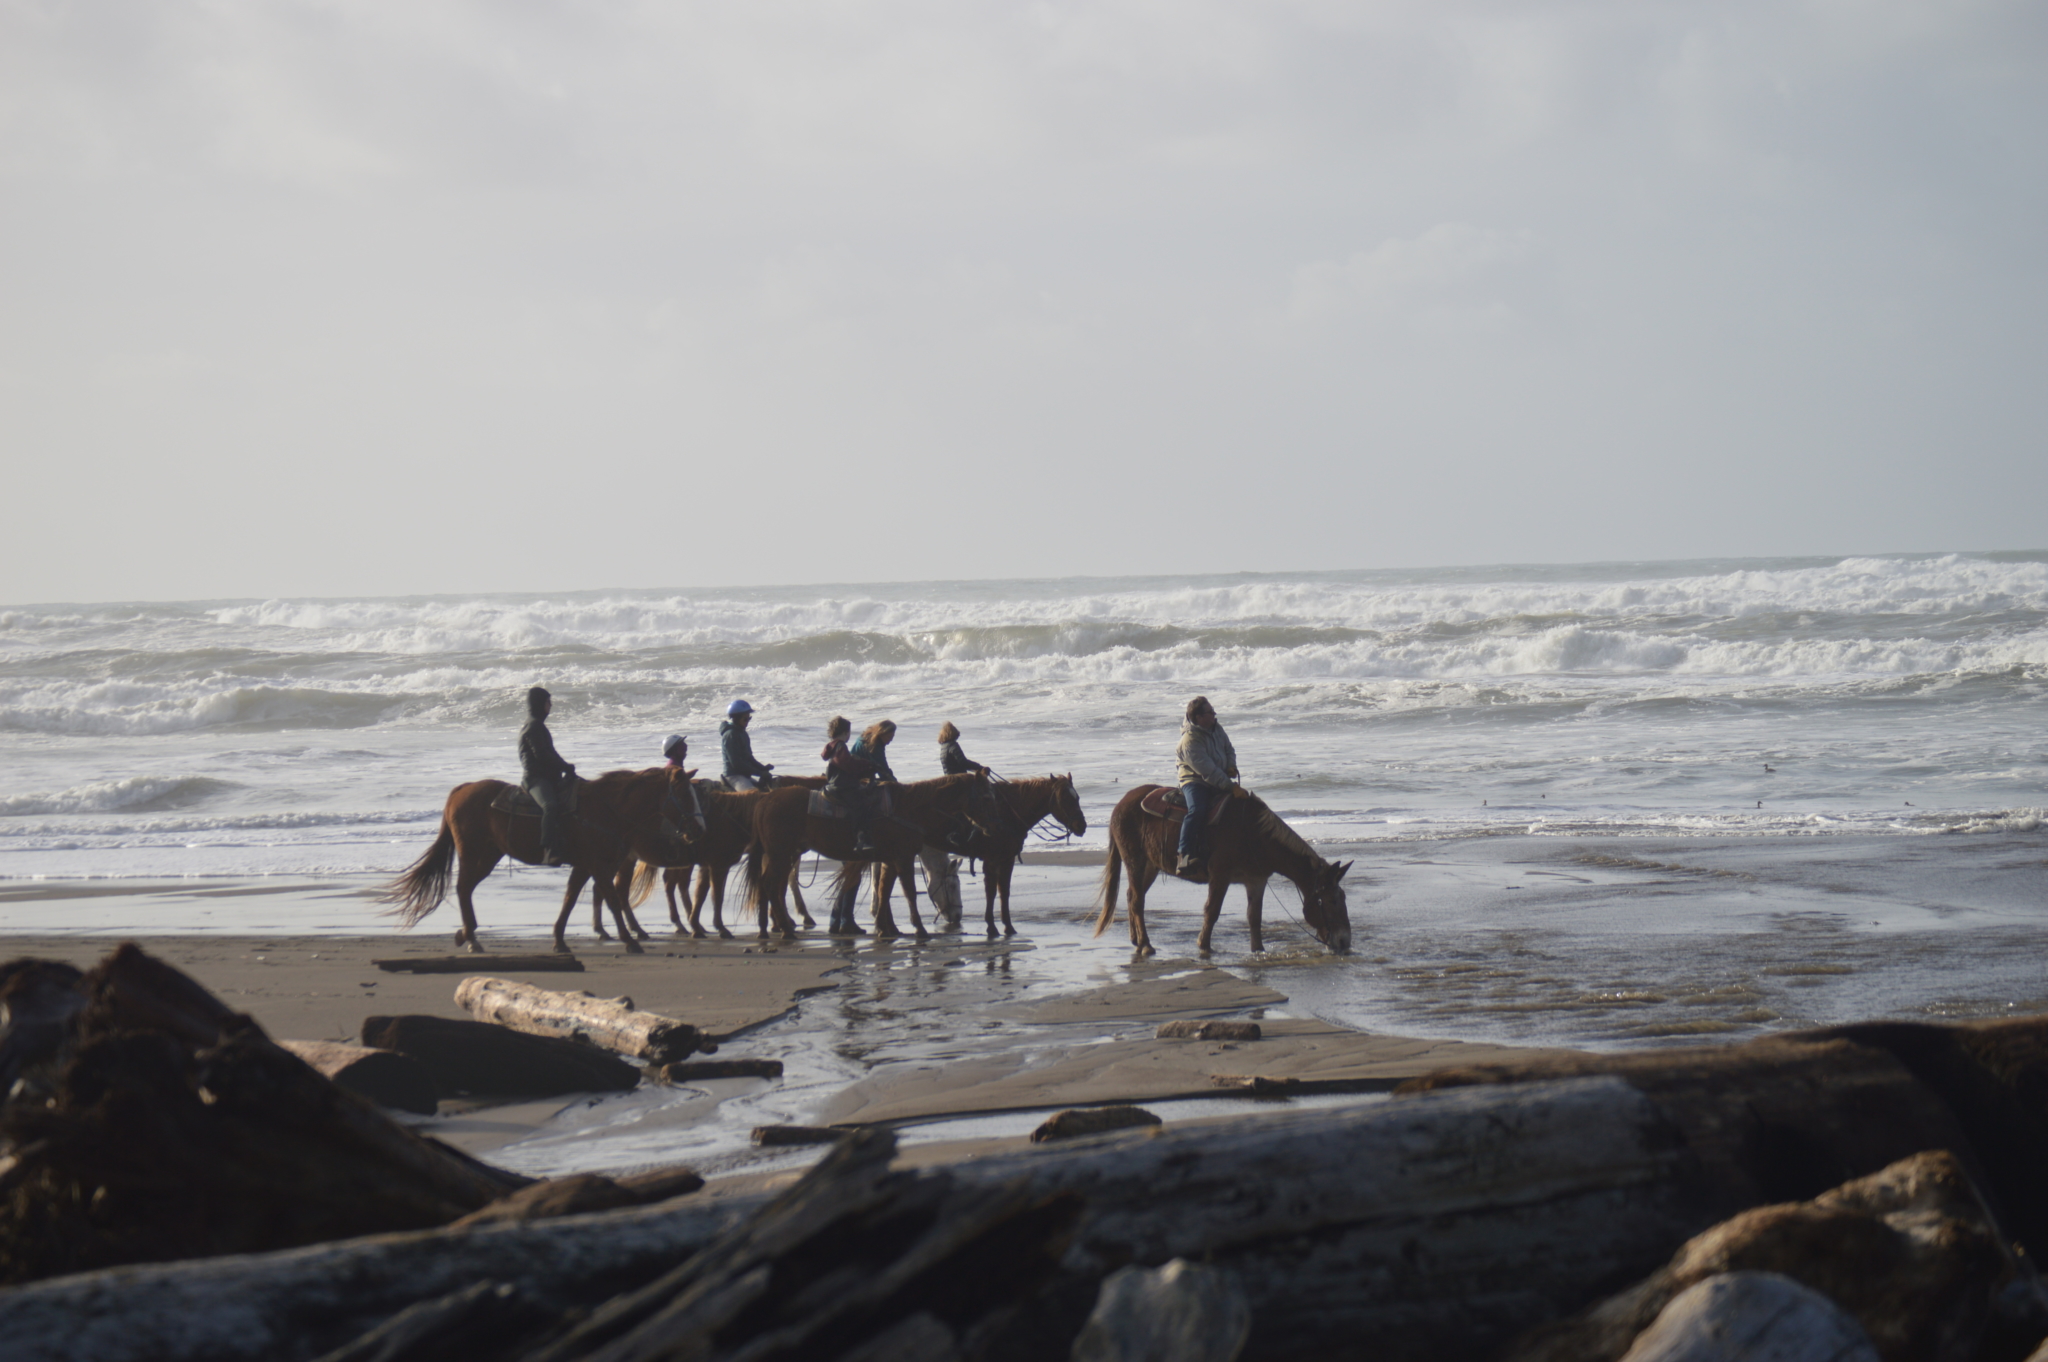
[4,825,2043,1186]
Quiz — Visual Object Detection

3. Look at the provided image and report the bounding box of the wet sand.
[12,828,2038,1183]
[0,933,852,1045]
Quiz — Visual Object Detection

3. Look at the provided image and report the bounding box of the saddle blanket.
[808,789,892,820]
[1139,785,1230,827]
[491,780,581,818]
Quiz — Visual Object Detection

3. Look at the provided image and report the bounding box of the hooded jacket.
[1175,719,1238,792]
[720,719,773,780]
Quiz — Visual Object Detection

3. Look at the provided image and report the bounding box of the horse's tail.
[1092,841,1123,937]
[742,840,769,921]
[378,817,455,928]
[629,860,661,909]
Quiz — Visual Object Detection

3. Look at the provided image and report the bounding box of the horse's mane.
[1244,792,1318,863]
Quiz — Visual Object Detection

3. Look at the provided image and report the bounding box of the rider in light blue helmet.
[720,699,775,791]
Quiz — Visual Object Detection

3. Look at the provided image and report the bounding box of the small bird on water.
[1763,764,1775,773]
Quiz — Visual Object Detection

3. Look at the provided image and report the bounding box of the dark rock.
[360,1014,639,1097]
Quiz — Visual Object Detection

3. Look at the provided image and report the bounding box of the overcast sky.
[3,0,2043,603]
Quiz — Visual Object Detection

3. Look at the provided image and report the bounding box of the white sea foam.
[2,553,2043,883]
[0,775,238,817]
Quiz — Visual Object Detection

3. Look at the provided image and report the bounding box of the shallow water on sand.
[382,830,2048,1179]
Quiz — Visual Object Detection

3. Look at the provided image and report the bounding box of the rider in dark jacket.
[519,686,576,865]
[936,721,985,777]
[719,700,775,789]
[821,716,879,854]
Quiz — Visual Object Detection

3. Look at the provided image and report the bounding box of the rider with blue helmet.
[719,699,775,790]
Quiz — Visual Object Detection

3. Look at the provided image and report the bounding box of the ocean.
[5,552,2047,1064]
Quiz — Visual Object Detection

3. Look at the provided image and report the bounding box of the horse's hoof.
[914,930,930,943]
[552,942,572,956]
[624,940,646,955]
[718,928,735,940]
[986,928,1000,940]
[634,931,653,942]
[466,943,487,955]
[1003,926,1017,937]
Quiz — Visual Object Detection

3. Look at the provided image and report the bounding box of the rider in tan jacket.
[1174,696,1238,874]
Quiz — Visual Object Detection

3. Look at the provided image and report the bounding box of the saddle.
[1139,785,1230,828]
[491,779,582,819]
[808,787,893,821]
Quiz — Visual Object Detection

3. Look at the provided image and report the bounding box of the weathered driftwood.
[1156,1020,1261,1041]
[279,1040,441,1115]
[1504,1150,2014,1362]
[0,1194,760,1362]
[511,1128,1085,1362]
[0,946,527,1286]
[752,1123,845,1146]
[1403,1018,2048,1248]
[13,1016,2048,1362]
[659,1058,785,1082]
[1618,1273,1879,1362]
[361,1014,641,1097]
[455,976,703,1064]
[448,1168,705,1229]
[374,956,585,975]
[310,1281,558,1362]
[1071,1259,1252,1362]
[1209,1073,1399,1096]
[1030,1106,1162,1143]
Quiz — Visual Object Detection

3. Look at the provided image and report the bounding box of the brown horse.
[745,772,998,941]
[864,774,1087,938]
[967,774,1087,938]
[380,767,703,954]
[1094,785,1352,956]
[611,784,811,940]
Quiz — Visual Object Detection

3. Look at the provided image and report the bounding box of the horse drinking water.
[1094,784,1352,956]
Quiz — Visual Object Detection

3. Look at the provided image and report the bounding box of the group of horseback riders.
[520,684,1239,876]
[518,685,994,868]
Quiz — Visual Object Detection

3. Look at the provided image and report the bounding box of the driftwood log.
[278,1040,441,1115]
[8,1015,2048,1361]
[454,976,704,1064]
[0,946,528,1285]
[361,1014,641,1097]
[0,1195,758,1362]
[659,1058,785,1083]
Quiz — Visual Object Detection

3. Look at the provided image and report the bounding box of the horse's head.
[1051,773,1087,837]
[663,766,707,841]
[1301,859,1353,954]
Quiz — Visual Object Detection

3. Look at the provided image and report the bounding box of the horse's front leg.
[606,880,646,954]
[997,862,1017,937]
[1195,874,1230,956]
[897,861,929,942]
[1243,875,1269,954]
[706,865,735,939]
[868,862,902,939]
[620,868,654,941]
[554,867,592,953]
[664,868,688,934]
[690,865,721,939]
[984,858,1001,939]
[584,874,611,942]
[767,859,800,938]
